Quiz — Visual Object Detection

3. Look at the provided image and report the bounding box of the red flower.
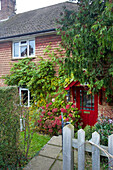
[66,104,70,109]
[49,102,52,105]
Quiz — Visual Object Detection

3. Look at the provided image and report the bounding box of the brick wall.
[0,41,13,86]
[0,34,63,87]
[0,0,15,20]
[98,91,113,118]
[35,34,64,75]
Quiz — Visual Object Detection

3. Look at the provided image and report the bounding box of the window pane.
[80,90,94,110]
[14,42,19,57]
[21,90,28,106]
[21,41,27,45]
[0,0,1,10]
[29,40,35,56]
[21,46,27,57]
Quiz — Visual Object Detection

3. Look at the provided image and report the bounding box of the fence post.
[92,131,100,170]
[78,129,85,170]
[63,124,74,170]
[108,134,113,170]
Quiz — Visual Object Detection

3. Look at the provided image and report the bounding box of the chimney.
[0,0,16,21]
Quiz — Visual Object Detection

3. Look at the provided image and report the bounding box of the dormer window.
[13,39,35,59]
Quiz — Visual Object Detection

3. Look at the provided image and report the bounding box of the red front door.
[74,87,98,127]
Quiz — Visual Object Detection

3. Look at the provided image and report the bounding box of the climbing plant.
[57,0,113,102]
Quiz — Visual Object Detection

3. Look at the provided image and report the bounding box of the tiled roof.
[0,2,78,40]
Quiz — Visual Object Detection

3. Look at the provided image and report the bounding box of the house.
[0,0,77,106]
[0,0,112,127]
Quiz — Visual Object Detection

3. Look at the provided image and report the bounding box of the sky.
[16,0,68,14]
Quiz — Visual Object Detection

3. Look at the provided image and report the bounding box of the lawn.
[20,131,51,159]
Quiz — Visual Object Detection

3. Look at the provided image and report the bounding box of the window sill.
[11,56,36,60]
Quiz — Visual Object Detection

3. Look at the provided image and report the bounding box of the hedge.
[0,86,22,168]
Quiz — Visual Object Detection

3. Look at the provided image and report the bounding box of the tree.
[58,0,113,101]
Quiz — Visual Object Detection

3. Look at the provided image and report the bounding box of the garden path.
[24,135,77,170]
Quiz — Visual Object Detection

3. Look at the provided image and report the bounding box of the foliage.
[75,114,113,146]
[0,86,22,169]
[95,114,113,145]
[58,0,113,101]
[36,100,82,136]
[20,130,50,160]
[3,57,58,102]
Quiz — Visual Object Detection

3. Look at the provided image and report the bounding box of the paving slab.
[48,135,62,147]
[39,144,62,159]
[24,156,55,170]
[51,160,63,170]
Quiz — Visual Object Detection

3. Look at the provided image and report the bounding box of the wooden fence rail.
[63,124,113,170]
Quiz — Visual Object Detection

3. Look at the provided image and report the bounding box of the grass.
[20,131,51,159]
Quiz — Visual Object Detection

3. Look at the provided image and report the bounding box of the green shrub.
[75,115,113,146]
[95,114,113,146]
[0,86,22,169]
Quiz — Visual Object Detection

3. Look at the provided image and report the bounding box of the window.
[13,39,35,58]
[80,90,94,110]
[0,0,1,10]
[19,87,30,107]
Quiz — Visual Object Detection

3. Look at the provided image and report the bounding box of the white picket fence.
[63,124,113,170]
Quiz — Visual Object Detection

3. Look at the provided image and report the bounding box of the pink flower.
[66,104,70,109]
[49,102,52,105]
[59,115,62,119]
[69,113,72,118]
[40,115,44,118]
[46,104,49,108]
[60,108,67,113]
[52,108,58,113]
[58,129,62,134]
[41,106,45,109]
[48,125,52,129]
[72,104,76,108]
[47,112,51,116]
[44,126,47,129]
[40,119,42,122]
[52,123,56,127]
[66,118,69,122]
[49,129,53,133]
[50,116,54,119]
[37,120,40,123]
[42,111,46,115]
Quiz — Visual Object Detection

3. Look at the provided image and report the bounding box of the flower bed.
[37,101,82,136]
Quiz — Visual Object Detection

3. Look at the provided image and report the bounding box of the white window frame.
[13,39,35,59]
[0,0,1,10]
[19,87,30,107]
